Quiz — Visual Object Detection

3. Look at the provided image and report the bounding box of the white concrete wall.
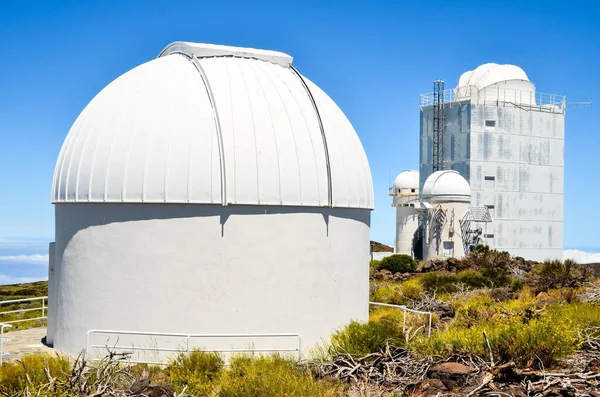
[420,103,564,261]
[424,202,470,260]
[51,204,370,357]
[395,207,419,256]
[371,252,394,261]
[46,242,56,345]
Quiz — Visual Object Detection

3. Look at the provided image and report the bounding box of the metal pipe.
[0,323,13,365]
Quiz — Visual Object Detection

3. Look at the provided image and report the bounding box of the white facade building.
[419,63,565,261]
[48,42,373,356]
[390,170,419,256]
[420,170,472,260]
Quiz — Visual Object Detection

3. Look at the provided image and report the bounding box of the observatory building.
[390,169,490,261]
[418,63,565,261]
[47,42,373,355]
[390,170,419,256]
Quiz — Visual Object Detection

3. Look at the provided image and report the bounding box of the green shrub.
[167,350,223,395]
[372,279,424,305]
[0,353,70,394]
[372,281,407,305]
[413,315,578,368]
[528,259,593,292]
[369,259,381,276]
[452,295,497,328]
[378,254,416,274]
[331,320,404,356]
[219,355,338,397]
[400,278,425,300]
[511,278,524,292]
[419,272,460,292]
[419,269,512,293]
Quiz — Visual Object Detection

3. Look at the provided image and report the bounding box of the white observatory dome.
[422,170,471,202]
[393,170,419,192]
[455,63,534,101]
[48,42,373,358]
[52,41,373,209]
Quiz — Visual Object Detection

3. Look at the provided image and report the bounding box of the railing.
[0,323,12,365]
[369,302,433,337]
[420,88,566,113]
[86,330,302,366]
[0,296,48,325]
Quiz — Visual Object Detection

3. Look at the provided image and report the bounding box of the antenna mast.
[432,80,445,172]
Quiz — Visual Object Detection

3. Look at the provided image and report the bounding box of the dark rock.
[374,269,394,281]
[425,378,448,392]
[130,379,150,393]
[427,362,477,390]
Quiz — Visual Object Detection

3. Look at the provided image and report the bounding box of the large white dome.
[455,63,534,100]
[422,170,471,202]
[52,42,373,209]
[393,170,419,191]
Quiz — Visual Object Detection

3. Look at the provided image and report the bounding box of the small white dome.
[52,42,373,209]
[393,170,419,191]
[422,170,471,202]
[455,63,533,100]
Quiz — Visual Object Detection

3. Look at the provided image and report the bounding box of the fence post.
[42,298,45,319]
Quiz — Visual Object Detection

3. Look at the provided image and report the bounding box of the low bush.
[378,254,416,274]
[527,259,593,293]
[167,350,223,395]
[372,279,425,305]
[413,314,577,368]
[419,269,512,293]
[0,353,70,395]
[220,355,338,397]
[330,320,404,356]
[372,281,406,305]
[511,278,524,292]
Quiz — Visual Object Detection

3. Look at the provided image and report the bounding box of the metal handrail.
[0,296,47,325]
[86,330,302,365]
[0,323,13,365]
[369,301,433,337]
[420,88,566,113]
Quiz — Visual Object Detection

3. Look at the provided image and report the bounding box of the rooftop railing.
[420,88,566,114]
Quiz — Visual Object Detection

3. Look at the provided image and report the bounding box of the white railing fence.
[0,296,48,325]
[0,323,12,365]
[86,330,302,366]
[369,301,433,337]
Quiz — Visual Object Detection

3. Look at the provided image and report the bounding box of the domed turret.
[48,42,373,357]
[421,170,471,203]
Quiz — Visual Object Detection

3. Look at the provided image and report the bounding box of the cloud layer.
[564,250,600,264]
[0,254,49,266]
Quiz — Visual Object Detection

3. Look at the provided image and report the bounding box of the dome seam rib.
[173,52,228,206]
[289,66,333,207]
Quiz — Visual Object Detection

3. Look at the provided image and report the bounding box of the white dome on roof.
[422,170,471,202]
[455,63,533,100]
[393,170,419,191]
[52,42,373,209]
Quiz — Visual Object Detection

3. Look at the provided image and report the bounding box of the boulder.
[427,362,478,390]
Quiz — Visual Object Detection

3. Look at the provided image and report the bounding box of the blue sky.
[0,0,599,283]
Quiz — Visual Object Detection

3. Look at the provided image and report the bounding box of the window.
[411,188,416,193]
[443,241,454,257]
[484,176,495,181]
[485,120,496,127]
[485,204,495,210]
[485,234,495,239]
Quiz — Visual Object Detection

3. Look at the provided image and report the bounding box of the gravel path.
[2,327,55,362]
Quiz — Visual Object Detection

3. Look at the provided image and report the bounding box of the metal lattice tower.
[432,80,445,172]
